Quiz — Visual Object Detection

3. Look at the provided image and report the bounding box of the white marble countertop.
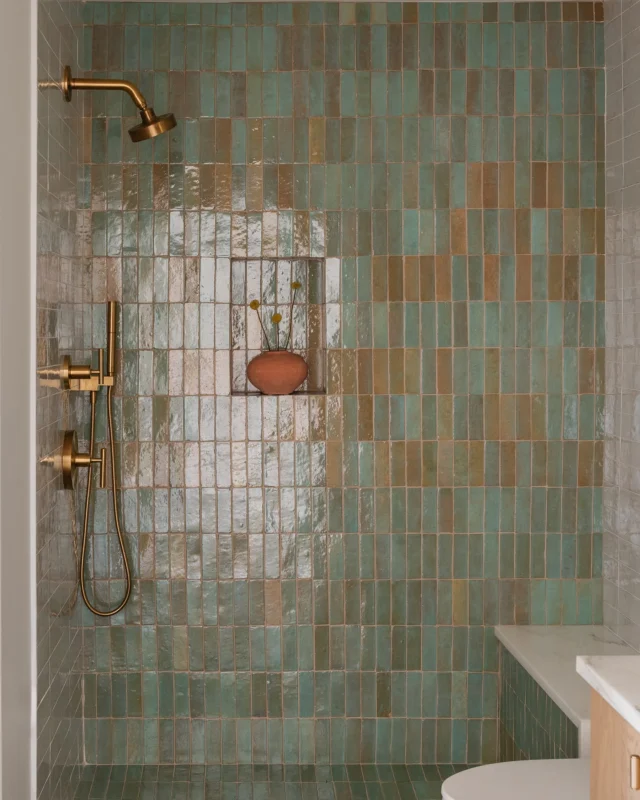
[577,655,640,733]
[495,625,632,755]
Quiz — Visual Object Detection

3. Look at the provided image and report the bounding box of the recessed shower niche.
[229,258,327,395]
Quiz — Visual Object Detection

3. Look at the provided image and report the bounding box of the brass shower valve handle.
[40,431,106,490]
[59,431,107,490]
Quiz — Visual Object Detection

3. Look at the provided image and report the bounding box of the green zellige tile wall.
[499,646,579,760]
[79,0,605,766]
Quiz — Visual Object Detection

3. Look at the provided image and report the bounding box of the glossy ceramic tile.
[36,0,91,797]
[73,763,460,799]
[499,646,579,760]
[602,0,640,654]
[78,0,605,766]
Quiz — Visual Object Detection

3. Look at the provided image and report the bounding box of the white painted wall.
[0,0,36,797]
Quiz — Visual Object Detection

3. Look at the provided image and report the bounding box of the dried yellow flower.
[291,281,302,290]
[271,313,282,324]
[249,299,260,310]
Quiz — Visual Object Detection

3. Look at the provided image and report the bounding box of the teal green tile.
[76,5,607,767]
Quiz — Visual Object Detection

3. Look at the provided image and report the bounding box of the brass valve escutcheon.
[59,430,106,490]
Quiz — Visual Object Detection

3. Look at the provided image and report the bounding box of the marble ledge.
[495,625,633,756]
[577,655,640,734]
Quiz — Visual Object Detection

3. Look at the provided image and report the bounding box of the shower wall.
[36,1,90,797]
[603,0,640,650]
[80,0,604,766]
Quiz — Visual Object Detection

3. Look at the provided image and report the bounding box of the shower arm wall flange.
[61,65,152,117]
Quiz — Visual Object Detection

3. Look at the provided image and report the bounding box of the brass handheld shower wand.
[78,301,132,617]
[40,302,132,617]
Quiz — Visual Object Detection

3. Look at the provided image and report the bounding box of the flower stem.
[284,286,298,350]
[253,308,271,350]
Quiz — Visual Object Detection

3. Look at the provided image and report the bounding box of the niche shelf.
[230,258,327,396]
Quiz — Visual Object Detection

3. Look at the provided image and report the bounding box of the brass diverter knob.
[39,353,113,392]
[59,354,98,390]
[57,352,114,391]
[58,431,107,490]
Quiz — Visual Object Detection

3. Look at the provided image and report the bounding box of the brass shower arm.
[61,66,148,110]
[57,66,177,142]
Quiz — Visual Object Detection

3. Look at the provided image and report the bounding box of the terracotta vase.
[247,350,309,395]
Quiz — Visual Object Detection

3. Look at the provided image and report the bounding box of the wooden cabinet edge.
[591,690,640,799]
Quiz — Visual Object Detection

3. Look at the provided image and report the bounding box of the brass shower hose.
[80,385,132,616]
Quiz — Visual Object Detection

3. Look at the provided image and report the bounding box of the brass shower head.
[128,108,177,142]
[60,66,176,143]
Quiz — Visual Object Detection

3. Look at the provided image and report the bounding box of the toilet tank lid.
[441,759,589,800]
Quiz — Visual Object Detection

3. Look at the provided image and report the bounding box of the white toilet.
[441,758,590,799]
